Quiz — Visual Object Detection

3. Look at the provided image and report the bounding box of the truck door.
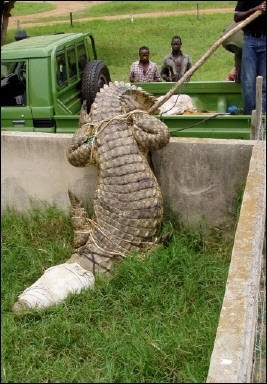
[1,60,34,131]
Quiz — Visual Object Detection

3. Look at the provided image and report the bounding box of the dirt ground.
[15,1,101,19]
[9,1,107,28]
[9,1,234,29]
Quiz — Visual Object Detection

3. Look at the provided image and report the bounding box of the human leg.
[241,35,257,114]
[257,36,266,114]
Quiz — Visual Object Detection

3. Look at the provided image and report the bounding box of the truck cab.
[1,32,111,133]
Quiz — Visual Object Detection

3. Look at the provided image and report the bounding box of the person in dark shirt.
[160,36,192,82]
[234,1,266,114]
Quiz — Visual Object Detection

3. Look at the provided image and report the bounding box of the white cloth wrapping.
[158,94,196,115]
[16,263,95,309]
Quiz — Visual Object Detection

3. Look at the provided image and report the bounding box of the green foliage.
[1,206,233,383]
[5,2,237,82]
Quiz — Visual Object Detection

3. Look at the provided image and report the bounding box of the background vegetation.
[5,1,238,82]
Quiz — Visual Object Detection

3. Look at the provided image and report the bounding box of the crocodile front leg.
[66,120,96,167]
[130,110,170,151]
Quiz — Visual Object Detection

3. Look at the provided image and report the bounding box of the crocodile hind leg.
[12,191,95,313]
[12,262,95,312]
[67,190,91,249]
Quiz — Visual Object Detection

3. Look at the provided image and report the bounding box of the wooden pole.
[255,76,263,139]
[149,10,262,114]
[250,76,263,140]
[250,110,256,140]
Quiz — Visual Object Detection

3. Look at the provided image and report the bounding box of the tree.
[1,0,16,46]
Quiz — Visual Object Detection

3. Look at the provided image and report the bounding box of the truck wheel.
[82,60,111,113]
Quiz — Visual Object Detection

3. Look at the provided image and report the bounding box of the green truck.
[1,32,111,133]
[1,32,263,139]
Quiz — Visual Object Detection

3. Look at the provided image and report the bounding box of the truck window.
[56,52,67,86]
[1,61,26,106]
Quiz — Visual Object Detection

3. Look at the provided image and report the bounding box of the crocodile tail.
[68,190,91,249]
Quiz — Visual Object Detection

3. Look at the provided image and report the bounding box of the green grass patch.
[10,1,55,16]
[5,2,237,82]
[1,206,234,383]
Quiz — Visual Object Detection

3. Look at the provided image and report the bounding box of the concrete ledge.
[206,141,266,383]
[1,132,253,228]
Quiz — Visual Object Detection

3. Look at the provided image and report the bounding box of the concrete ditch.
[1,132,265,382]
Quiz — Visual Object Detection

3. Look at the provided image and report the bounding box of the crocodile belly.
[93,120,163,254]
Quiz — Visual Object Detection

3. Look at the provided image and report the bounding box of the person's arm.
[129,63,135,83]
[160,69,169,81]
[234,1,266,22]
[186,56,192,71]
[153,64,161,82]
[160,58,170,81]
[224,66,237,81]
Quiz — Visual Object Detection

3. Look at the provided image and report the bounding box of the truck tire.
[82,60,111,113]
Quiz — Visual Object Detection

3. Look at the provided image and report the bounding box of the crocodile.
[12,81,170,311]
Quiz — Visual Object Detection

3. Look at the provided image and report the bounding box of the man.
[129,46,161,82]
[234,1,266,114]
[160,35,192,82]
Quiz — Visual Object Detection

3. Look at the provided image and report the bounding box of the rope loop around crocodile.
[82,109,148,163]
[85,108,146,137]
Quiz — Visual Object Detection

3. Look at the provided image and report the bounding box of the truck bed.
[134,81,265,140]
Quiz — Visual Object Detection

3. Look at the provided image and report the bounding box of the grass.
[5,1,238,82]
[10,1,55,16]
[1,205,234,383]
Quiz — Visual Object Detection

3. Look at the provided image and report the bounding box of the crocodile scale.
[66,81,170,275]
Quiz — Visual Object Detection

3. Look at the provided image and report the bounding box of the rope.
[82,109,147,162]
[162,112,231,133]
[88,217,157,256]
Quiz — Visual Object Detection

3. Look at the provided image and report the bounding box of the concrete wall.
[1,132,98,214]
[152,137,253,227]
[206,141,266,383]
[1,132,253,228]
[1,132,266,383]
